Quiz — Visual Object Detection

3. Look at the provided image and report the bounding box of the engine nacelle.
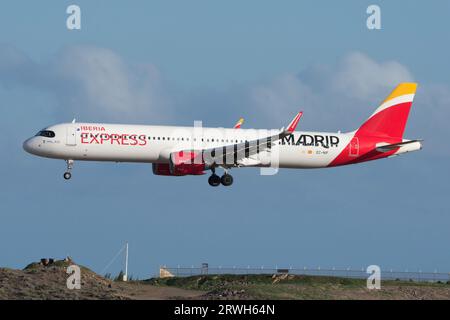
[152,151,206,176]
[152,163,173,176]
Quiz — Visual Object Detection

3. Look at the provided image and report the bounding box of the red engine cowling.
[152,151,206,176]
[152,163,173,176]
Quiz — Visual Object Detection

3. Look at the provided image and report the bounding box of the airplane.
[23,83,422,187]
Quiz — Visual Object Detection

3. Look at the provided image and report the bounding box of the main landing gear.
[208,167,233,187]
[208,174,221,187]
[63,159,74,180]
[220,173,233,186]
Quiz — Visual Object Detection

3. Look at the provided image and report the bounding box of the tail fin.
[356,83,417,139]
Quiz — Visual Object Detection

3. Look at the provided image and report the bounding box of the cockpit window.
[35,130,55,138]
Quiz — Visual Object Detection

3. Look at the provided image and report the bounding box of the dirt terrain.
[1,260,450,300]
[150,273,450,300]
[0,260,203,300]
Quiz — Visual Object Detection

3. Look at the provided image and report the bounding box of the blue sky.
[1,1,450,278]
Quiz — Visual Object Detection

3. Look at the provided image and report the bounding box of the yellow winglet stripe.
[382,83,418,104]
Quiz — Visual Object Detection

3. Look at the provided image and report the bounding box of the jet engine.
[152,150,206,176]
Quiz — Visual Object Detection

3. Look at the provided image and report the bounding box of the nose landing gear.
[63,159,74,180]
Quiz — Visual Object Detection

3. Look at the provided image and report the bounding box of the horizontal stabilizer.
[376,140,423,152]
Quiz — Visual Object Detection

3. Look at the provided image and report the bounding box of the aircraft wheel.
[221,174,233,186]
[63,172,72,180]
[208,174,221,187]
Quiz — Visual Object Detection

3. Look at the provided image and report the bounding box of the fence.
[160,265,450,283]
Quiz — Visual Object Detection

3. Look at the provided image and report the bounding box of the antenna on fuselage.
[72,118,76,124]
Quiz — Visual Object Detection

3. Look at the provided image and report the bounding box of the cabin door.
[66,126,77,146]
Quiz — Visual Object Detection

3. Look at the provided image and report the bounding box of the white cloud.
[331,52,414,100]
[250,74,316,118]
[0,45,171,123]
[50,46,171,122]
[56,46,136,115]
[248,52,417,131]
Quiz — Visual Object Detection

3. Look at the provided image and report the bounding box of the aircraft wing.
[199,111,303,167]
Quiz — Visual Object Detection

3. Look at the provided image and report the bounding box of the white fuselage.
[23,122,353,169]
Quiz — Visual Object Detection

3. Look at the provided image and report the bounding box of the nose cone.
[23,138,32,153]
[23,137,39,155]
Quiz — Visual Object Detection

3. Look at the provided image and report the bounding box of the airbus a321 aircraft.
[23,83,422,187]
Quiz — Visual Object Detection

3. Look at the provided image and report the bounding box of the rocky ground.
[1,260,450,300]
[149,273,450,300]
[0,260,127,300]
[0,259,202,300]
